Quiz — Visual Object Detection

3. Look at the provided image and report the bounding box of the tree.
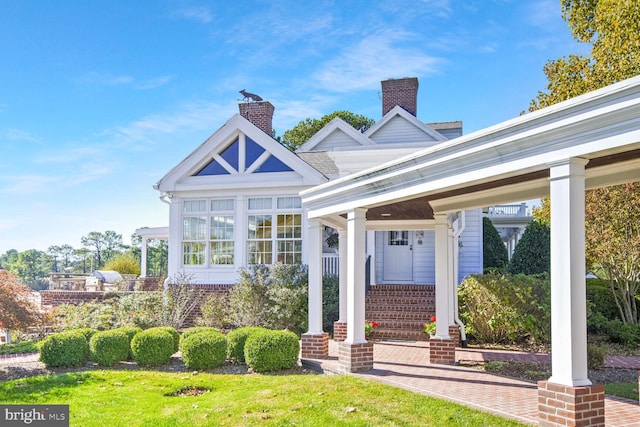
[530,0,640,110]
[8,249,50,290]
[507,221,550,275]
[103,253,140,276]
[280,111,375,151]
[0,249,18,269]
[585,183,640,324]
[482,217,509,271]
[0,270,38,330]
[81,230,124,270]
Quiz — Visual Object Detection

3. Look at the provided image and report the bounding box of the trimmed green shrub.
[602,319,640,347]
[152,326,180,353]
[507,220,550,275]
[586,278,620,320]
[130,328,174,367]
[322,275,339,335]
[180,327,219,349]
[117,326,142,360]
[181,330,227,370]
[226,326,268,363]
[483,217,508,271]
[244,329,299,372]
[587,343,606,370]
[39,331,89,368]
[89,329,130,366]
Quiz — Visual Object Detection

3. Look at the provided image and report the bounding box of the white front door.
[383,231,413,281]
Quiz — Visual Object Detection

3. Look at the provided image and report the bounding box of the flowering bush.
[423,316,437,335]
[365,320,380,337]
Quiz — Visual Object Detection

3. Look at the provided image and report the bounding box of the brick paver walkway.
[303,340,640,426]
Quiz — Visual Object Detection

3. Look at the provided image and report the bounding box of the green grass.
[0,341,40,355]
[0,370,526,426]
[606,382,639,401]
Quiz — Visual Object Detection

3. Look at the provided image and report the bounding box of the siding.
[313,129,362,151]
[459,208,483,282]
[369,116,440,145]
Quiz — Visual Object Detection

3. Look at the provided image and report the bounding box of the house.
[143,77,483,288]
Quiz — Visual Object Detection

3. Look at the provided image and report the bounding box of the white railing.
[487,203,528,217]
[322,253,339,276]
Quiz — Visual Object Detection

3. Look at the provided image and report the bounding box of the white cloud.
[134,76,173,90]
[0,174,61,195]
[78,71,135,86]
[34,146,104,164]
[2,128,41,143]
[174,7,213,24]
[525,0,560,27]
[313,30,442,92]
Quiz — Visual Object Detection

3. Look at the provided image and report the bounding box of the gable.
[368,115,443,145]
[156,114,327,193]
[311,128,365,151]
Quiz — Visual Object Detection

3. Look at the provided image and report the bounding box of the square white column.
[338,229,348,322]
[346,208,367,344]
[434,213,451,338]
[307,218,324,333]
[548,157,590,386]
[140,236,148,277]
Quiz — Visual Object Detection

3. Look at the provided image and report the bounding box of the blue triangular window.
[254,155,293,173]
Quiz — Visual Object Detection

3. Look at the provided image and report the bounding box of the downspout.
[453,211,468,348]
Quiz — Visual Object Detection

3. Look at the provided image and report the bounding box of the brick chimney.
[239,101,275,135]
[381,77,419,116]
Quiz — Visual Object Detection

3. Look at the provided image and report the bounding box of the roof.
[296,151,339,175]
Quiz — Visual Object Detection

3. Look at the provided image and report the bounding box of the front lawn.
[0,370,526,426]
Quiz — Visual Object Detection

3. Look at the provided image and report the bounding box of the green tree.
[81,230,124,270]
[585,183,640,324]
[281,111,375,151]
[74,248,92,273]
[103,253,141,276]
[507,221,550,275]
[7,249,50,290]
[482,217,509,271]
[0,249,19,269]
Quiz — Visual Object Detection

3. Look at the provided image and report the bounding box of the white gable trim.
[296,117,374,152]
[364,105,448,142]
[156,114,327,193]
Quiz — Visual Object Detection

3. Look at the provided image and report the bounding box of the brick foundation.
[338,341,374,373]
[538,381,605,427]
[449,325,461,346]
[428,336,456,364]
[301,332,329,358]
[333,321,347,342]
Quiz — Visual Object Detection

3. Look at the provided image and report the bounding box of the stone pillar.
[339,208,373,372]
[334,229,348,342]
[301,218,328,358]
[538,381,605,427]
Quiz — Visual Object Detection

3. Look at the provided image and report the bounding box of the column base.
[301,332,329,358]
[428,336,456,364]
[333,321,347,342]
[338,341,374,373]
[538,381,605,427]
[449,325,461,346]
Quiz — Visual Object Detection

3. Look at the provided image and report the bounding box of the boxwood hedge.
[244,330,299,372]
[181,330,227,370]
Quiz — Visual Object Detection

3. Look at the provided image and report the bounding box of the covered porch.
[300,75,640,426]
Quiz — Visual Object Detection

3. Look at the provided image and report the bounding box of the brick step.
[366,296,435,304]
[365,311,433,321]
[367,319,427,330]
[367,290,435,297]
[369,328,430,341]
[369,285,435,291]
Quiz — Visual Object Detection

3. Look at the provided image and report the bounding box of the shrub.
[152,326,180,353]
[483,217,508,271]
[195,292,231,329]
[459,272,551,344]
[586,278,620,321]
[103,253,141,276]
[602,319,640,347]
[89,329,130,366]
[587,343,606,370]
[507,220,550,275]
[117,326,142,359]
[130,328,174,366]
[39,331,89,368]
[226,326,268,363]
[161,272,202,329]
[244,329,299,372]
[53,303,117,331]
[181,330,227,370]
[180,327,219,349]
[114,292,163,329]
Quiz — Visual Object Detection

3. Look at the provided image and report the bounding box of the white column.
[307,219,324,333]
[548,158,590,386]
[345,208,367,344]
[434,213,451,338]
[140,236,148,277]
[447,220,456,326]
[338,229,348,322]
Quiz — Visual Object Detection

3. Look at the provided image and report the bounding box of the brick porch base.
[301,332,329,358]
[538,381,605,427]
[428,336,457,364]
[338,341,374,373]
[333,321,347,342]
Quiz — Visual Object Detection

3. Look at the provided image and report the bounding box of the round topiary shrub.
[180,327,220,350]
[152,326,180,353]
[244,329,300,373]
[117,326,142,360]
[90,329,130,366]
[227,326,268,363]
[181,330,227,370]
[130,328,174,367]
[39,331,90,368]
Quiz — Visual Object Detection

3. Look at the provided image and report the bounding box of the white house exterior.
[148,77,483,285]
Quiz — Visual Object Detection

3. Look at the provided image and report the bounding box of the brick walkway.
[303,341,640,426]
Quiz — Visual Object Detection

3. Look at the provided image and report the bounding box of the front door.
[383,230,413,281]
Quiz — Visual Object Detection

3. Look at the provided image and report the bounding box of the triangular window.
[254,155,293,173]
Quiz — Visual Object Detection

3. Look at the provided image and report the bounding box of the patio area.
[302,340,640,426]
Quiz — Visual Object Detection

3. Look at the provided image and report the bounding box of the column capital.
[548,157,589,180]
[347,207,368,221]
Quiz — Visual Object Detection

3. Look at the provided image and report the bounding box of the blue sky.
[0,0,583,254]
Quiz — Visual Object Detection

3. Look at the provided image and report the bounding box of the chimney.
[381,77,419,116]
[239,101,275,135]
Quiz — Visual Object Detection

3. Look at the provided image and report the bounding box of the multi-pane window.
[182,198,234,266]
[247,196,302,265]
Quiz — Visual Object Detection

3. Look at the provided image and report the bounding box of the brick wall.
[538,381,605,426]
[381,77,419,116]
[239,101,275,135]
